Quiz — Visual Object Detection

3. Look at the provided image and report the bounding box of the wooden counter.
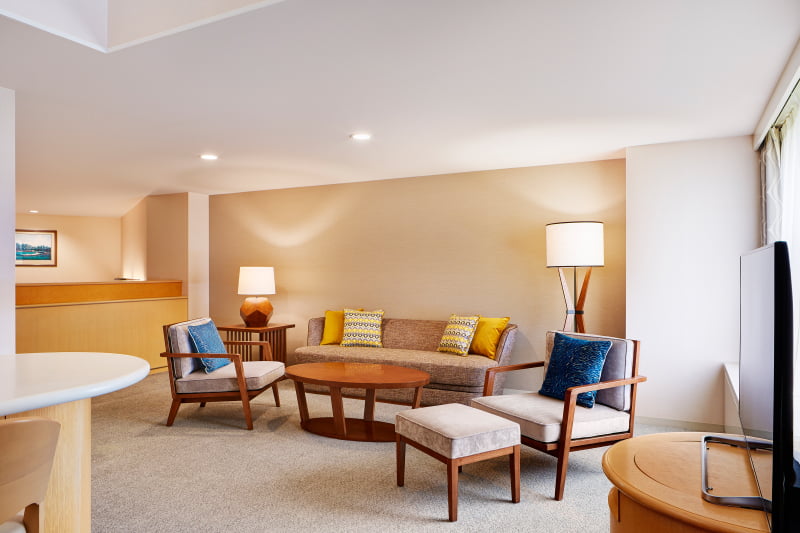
[16,280,187,370]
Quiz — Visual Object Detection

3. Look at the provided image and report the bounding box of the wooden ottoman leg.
[447,460,459,522]
[396,435,406,487]
[510,445,521,503]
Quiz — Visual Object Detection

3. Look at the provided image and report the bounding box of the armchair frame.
[481,339,645,500]
[161,324,282,430]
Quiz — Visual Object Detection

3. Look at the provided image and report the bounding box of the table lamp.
[545,221,604,333]
[238,266,276,327]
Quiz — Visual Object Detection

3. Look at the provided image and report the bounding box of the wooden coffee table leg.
[411,386,424,408]
[329,386,347,436]
[364,389,376,421]
[293,381,309,424]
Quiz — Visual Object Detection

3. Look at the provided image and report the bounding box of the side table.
[217,323,295,363]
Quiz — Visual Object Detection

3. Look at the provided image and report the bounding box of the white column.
[0,87,15,353]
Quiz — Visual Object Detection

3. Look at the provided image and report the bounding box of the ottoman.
[395,403,521,522]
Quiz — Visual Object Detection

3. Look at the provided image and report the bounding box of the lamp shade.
[237,266,276,295]
[546,221,604,267]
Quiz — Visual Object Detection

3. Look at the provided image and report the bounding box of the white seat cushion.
[396,403,520,459]
[0,515,25,533]
[175,360,284,394]
[470,392,629,443]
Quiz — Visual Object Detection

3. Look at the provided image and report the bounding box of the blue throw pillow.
[539,332,612,408]
[187,320,231,373]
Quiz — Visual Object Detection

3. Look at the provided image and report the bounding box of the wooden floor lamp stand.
[558,266,592,333]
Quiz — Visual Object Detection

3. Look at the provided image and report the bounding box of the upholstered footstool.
[395,403,521,522]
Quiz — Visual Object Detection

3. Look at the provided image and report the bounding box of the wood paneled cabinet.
[16,281,187,371]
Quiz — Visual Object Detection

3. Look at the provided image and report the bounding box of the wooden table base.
[301,417,397,442]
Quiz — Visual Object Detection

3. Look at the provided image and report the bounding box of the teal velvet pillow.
[539,332,612,408]
[187,320,231,373]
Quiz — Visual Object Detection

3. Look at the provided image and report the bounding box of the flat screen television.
[736,241,800,531]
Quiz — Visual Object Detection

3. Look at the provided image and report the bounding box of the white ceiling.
[1,0,799,218]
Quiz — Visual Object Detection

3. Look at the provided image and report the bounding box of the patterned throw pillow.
[321,308,364,345]
[186,320,231,373]
[469,316,511,359]
[539,332,612,408]
[340,309,384,347]
[437,314,481,356]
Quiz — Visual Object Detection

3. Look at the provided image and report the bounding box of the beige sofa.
[293,317,518,406]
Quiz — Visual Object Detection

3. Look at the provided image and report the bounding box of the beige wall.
[15,213,121,283]
[210,160,627,390]
[627,136,760,427]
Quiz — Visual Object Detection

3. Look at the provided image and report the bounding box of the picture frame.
[15,229,57,267]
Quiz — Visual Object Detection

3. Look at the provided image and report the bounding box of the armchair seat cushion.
[470,392,630,443]
[175,360,285,394]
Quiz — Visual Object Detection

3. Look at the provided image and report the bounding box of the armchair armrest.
[482,361,545,396]
[160,351,244,361]
[558,374,647,446]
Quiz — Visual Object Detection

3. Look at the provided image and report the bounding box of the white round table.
[0,352,149,533]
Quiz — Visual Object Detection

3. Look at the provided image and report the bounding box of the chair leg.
[554,447,570,501]
[447,460,459,522]
[240,394,254,430]
[272,383,281,407]
[166,399,181,426]
[396,435,406,487]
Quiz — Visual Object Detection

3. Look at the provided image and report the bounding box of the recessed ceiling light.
[350,132,372,141]
[28,210,38,214]
[200,153,219,161]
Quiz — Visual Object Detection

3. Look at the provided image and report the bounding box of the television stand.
[701,434,772,512]
[602,432,770,533]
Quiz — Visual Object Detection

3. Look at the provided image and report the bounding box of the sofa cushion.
[294,345,499,388]
[437,314,480,356]
[470,316,510,359]
[341,309,384,347]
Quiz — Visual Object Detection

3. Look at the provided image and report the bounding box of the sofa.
[293,316,518,406]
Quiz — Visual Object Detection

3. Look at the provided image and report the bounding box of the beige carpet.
[91,373,663,532]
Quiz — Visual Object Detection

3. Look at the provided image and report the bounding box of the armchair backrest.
[163,317,215,378]
[544,331,637,411]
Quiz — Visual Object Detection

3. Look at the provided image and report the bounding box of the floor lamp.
[545,221,604,333]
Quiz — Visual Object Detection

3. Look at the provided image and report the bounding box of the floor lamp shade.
[238,267,276,327]
[545,222,604,333]
[545,221,604,267]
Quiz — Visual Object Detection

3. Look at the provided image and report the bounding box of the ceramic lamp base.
[240,296,273,327]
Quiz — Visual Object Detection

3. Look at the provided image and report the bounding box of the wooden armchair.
[0,417,61,533]
[161,318,285,430]
[470,331,646,500]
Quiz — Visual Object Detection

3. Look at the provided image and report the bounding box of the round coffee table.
[285,362,430,442]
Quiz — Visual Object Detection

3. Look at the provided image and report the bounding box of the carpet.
[91,373,658,532]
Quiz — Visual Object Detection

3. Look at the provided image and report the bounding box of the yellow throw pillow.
[340,309,384,347]
[321,308,364,345]
[469,317,510,359]
[437,314,480,356]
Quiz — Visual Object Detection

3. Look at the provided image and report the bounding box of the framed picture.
[15,229,57,267]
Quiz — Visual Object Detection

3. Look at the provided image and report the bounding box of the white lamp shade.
[546,222,604,267]
[237,266,276,295]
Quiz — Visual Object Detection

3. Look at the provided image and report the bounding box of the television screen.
[739,242,799,531]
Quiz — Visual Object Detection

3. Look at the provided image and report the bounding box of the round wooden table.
[285,362,430,442]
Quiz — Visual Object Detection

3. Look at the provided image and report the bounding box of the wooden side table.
[217,323,295,363]
[602,432,770,533]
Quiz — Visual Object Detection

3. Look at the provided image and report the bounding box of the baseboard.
[635,416,725,434]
